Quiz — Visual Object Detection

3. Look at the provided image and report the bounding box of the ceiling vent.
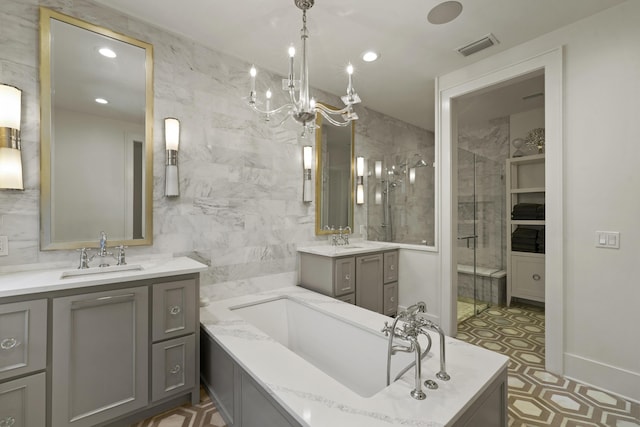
[456,33,499,57]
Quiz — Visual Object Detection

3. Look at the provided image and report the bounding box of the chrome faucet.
[382,301,450,400]
[96,231,113,267]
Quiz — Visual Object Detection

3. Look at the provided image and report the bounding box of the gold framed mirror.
[315,106,355,235]
[39,7,154,250]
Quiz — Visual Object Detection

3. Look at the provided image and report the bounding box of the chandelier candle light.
[248,0,361,135]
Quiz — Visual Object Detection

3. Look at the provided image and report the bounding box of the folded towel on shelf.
[511,203,545,220]
[512,227,539,239]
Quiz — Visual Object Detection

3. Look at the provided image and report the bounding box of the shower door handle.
[457,235,477,249]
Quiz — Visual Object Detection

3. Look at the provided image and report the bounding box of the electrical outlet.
[0,236,8,256]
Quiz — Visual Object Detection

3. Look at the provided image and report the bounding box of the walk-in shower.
[368,155,434,244]
[457,148,505,322]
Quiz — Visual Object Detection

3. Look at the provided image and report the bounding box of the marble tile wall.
[0,0,428,300]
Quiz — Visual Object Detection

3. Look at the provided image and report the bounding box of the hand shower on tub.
[381,301,450,400]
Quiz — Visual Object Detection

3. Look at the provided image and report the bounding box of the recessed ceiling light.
[428,1,463,25]
[95,98,108,104]
[362,51,379,62]
[98,47,117,58]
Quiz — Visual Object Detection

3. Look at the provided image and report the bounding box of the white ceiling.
[93,0,625,131]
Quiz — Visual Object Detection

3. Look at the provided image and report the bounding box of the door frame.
[436,47,564,374]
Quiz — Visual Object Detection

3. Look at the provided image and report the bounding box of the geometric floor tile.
[457,302,640,427]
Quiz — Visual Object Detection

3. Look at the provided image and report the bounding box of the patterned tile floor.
[133,304,640,426]
[457,302,640,426]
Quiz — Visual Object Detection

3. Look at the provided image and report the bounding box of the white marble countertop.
[297,241,400,257]
[0,256,208,298]
[201,287,509,427]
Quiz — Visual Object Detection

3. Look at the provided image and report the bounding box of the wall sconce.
[356,156,364,205]
[164,117,180,197]
[409,167,416,184]
[374,160,382,179]
[303,145,313,203]
[0,84,23,190]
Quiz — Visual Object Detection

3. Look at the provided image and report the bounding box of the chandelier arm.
[315,103,352,115]
[316,109,352,127]
[249,102,296,116]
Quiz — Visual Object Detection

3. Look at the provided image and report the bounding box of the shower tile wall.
[0,0,428,301]
[457,116,510,271]
[364,126,435,245]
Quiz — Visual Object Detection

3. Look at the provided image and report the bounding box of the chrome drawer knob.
[344,274,350,280]
[0,338,18,350]
[532,274,541,281]
[390,265,395,270]
[169,364,182,375]
[168,305,182,316]
[0,416,16,427]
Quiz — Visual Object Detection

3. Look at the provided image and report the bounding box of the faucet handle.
[115,245,128,265]
[381,321,392,336]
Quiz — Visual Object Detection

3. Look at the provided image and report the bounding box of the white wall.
[438,0,640,402]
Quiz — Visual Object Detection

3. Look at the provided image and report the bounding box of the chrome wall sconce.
[356,156,364,205]
[0,84,23,190]
[303,145,313,203]
[164,117,180,197]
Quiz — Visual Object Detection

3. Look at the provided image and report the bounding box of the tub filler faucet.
[382,301,450,400]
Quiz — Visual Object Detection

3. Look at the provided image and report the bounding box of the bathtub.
[230,296,418,397]
[200,287,509,427]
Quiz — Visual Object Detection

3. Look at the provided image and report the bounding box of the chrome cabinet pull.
[532,274,541,281]
[169,364,182,374]
[0,338,19,350]
[168,305,182,316]
[390,265,395,271]
[344,274,350,281]
[0,416,16,427]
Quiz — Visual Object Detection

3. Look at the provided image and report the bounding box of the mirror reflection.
[40,8,153,250]
[315,109,354,235]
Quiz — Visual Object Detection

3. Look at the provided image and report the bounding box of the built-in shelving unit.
[506,153,545,306]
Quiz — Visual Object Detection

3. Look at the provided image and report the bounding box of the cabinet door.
[0,300,47,382]
[333,257,355,297]
[52,287,148,427]
[0,372,46,427]
[511,254,545,302]
[152,279,197,342]
[152,335,195,402]
[383,251,398,284]
[355,254,383,313]
[383,283,398,316]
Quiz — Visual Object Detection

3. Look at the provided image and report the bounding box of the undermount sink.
[60,264,143,279]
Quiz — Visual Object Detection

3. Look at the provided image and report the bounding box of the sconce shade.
[164,118,180,151]
[409,167,416,184]
[356,156,364,177]
[0,84,23,190]
[374,160,382,179]
[0,84,21,130]
[303,145,313,170]
[165,164,179,197]
[0,147,23,190]
[356,184,364,205]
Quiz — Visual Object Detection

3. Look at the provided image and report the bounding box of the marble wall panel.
[0,0,433,300]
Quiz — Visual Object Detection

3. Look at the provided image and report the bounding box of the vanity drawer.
[152,335,195,402]
[152,279,197,342]
[0,300,47,381]
[0,372,46,427]
[383,251,398,284]
[336,293,355,305]
[333,257,355,297]
[383,282,398,316]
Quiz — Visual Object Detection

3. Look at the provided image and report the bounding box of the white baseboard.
[564,352,640,404]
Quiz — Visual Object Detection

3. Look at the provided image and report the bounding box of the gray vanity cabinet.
[0,372,46,427]
[355,254,384,313]
[299,249,399,314]
[52,286,149,427]
[298,254,355,299]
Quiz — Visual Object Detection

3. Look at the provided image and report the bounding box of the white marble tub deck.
[200,286,509,427]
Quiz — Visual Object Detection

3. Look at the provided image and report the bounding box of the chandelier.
[248,0,361,134]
